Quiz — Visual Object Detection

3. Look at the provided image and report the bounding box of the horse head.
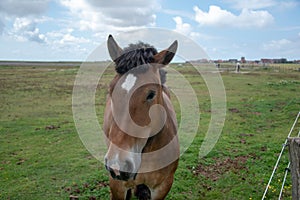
[104,35,177,181]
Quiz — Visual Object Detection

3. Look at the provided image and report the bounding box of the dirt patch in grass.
[228,108,240,113]
[192,156,249,181]
[63,180,109,199]
[242,72,261,76]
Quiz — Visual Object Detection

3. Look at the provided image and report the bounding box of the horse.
[103,35,179,200]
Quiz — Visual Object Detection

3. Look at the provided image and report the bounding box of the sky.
[0,0,299,61]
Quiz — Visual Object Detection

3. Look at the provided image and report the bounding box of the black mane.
[114,41,167,84]
[114,41,157,74]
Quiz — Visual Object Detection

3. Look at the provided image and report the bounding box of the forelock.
[114,41,158,74]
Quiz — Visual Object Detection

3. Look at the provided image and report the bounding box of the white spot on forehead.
[121,73,137,93]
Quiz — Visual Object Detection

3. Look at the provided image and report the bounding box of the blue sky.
[0,0,299,61]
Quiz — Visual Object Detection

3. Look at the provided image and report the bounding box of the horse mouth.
[105,165,137,181]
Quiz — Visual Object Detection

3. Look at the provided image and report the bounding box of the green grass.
[0,63,299,199]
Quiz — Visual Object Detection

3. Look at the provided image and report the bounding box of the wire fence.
[261,111,300,200]
[215,63,300,73]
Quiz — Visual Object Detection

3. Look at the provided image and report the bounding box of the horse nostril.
[119,171,131,181]
[106,165,119,179]
[104,159,136,181]
[105,158,120,178]
[108,167,116,178]
[118,160,136,180]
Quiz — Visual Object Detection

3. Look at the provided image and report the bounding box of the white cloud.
[189,32,210,40]
[172,16,218,43]
[194,6,234,27]
[277,1,299,9]
[173,16,192,36]
[227,0,276,10]
[227,0,299,10]
[261,38,300,59]
[161,9,194,19]
[238,9,274,27]
[47,28,90,45]
[0,18,4,34]
[11,17,47,43]
[0,0,49,17]
[172,16,215,41]
[0,0,49,33]
[45,28,91,58]
[59,0,159,32]
[58,33,90,44]
[262,39,292,50]
[193,5,274,28]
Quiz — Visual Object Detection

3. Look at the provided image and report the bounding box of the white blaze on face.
[121,73,137,93]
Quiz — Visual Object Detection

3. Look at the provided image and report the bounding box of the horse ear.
[153,40,178,66]
[107,35,123,61]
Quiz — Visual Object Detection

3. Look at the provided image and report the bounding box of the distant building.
[294,60,300,64]
[261,58,273,64]
[261,58,287,64]
[275,58,287,63]
[228,59,238,63]
[241,57,246,63]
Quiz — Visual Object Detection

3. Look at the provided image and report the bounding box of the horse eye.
[146,90,156,101]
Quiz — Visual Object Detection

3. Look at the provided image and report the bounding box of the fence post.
[288,137,300,200]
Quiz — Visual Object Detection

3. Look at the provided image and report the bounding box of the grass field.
[0,62,299,199]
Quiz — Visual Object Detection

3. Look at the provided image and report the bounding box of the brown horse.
[103,35,179,200]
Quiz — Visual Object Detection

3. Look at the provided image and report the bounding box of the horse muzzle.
[105,157,138,181]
